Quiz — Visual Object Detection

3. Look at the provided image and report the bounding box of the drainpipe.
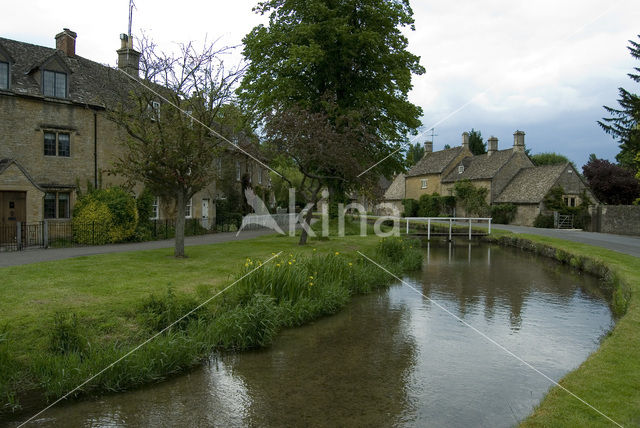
[93,111,98,189]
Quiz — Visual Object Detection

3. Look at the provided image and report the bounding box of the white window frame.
[151,197,159,220]
[148,100,161,121]
[185,197,193,218]
[458,165,464,174]
[421,179,428,189]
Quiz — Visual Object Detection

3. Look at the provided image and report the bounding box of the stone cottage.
[0,29,267,233]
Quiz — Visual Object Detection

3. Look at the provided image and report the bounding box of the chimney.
[513,130,525,152]
[424,141,433,153]
[117,33,141,77]
[487,136,498,156]
[55,28,77,57]
[462,132,470,150]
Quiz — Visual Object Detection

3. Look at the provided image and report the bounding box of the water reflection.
[16,241,613,428]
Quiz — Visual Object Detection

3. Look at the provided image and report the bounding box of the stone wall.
[511,204,540,226]
[589,205,640,236]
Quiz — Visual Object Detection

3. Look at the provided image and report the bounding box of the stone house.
[379,173,405,215]
[494,162,596,226]
[404,136,472,199]
[0,29,267,232]
[440,131,534,209]
[389,130,596,225]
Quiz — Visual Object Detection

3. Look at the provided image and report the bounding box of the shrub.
[454,180,489,216]
[533,213,554,228]
[491,203,517,224]
[402,198,419,217]
[73,187,139,244]
[418,194,442,217]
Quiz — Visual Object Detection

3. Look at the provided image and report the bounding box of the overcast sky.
[4,0,639,167]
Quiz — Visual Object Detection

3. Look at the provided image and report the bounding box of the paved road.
[0,229,276,268]
[489,224,640,259]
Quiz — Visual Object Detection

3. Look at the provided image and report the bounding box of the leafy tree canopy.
[598,35,640,172]
[468,128,486,155]
[529,152,571,166]
[240,0,425,178]
[405,142,425,168]
[583,156,640,204]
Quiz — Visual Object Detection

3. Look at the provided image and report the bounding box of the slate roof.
[494,163,568,204]
[441,149,516,183]
[0,37,131,108]
[383,173,405,200]
[405,146,467,177]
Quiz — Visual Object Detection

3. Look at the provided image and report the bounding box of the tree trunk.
[175,190,186,257]
[298,186,320,246]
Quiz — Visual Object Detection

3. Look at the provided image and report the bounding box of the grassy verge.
[482,231,639,427]
[0,222,421,418]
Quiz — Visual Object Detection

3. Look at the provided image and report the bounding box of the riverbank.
[483,231,638,427]
[0,227,422,422]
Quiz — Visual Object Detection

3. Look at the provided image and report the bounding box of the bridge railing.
[401,217,493,241]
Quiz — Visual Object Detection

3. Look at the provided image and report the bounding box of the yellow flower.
[244,263,249,267]
[292,259,296,263]
[313,248,317,251]
[276,263,281,267]
[288,261,292,265]
[348,262,353,267]
[335,252,340,255]
[309,276,314,279]
[309,282,314,287]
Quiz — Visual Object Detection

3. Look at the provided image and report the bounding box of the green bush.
[491,203,517,224]
[73,187,139,244]
[533,213,554,228]
[402,198,419,217]
[418,193,442,217]
[454,180,489,216]
[138,287,203,333]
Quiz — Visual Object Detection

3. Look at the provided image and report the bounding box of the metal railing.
[402,217,493,241]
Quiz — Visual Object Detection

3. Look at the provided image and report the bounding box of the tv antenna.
[128,0,136,38]
[428,128,438,144]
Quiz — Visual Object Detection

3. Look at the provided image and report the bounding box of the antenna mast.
[128,0,135,38]
[428,128,438,144]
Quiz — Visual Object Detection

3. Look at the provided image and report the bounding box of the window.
[148,101,161,121]
[421,179,428,189]
[44,192,70,219]
[43,131,70,157]
[563,196,576,207]
[0,61,8,90]
[236,161,241,181]
[43,70,67,98]
[151,197,159,220]
[458,165,465,174]
[185,197,192,218]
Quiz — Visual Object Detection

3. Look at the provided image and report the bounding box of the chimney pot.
[424,141,433,153]
[487,136,498,156]
[462,132,470,150]
[117,34,141,77]
[513,130,525,152]
[55,28,77,57]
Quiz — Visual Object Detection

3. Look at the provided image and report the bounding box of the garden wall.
[589,205,640,236]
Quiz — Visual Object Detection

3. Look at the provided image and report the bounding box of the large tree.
[598,35,640,172]
[405,142,425,167]
[582,157,640,205]
[239,0,425,243]
[468,128,486,155]
[106,39,243,257]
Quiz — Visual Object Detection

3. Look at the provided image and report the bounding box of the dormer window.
[148,101,161,121]
[0,61,8,90]
[458,165,465,174]
[43,70,67,98]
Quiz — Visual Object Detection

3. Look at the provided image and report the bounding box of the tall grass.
[1,238,423,416]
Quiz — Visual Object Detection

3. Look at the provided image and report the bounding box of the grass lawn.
[0,232,381,361]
